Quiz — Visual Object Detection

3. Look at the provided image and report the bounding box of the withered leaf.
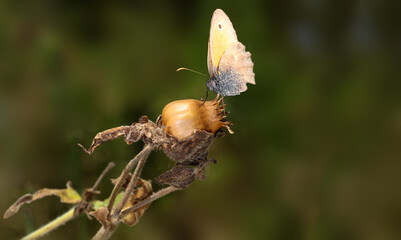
[4,182,81,219]
[78,126,132,154]
[156,165,197,189]
[91,206,110,228]
[156,159,216,189]
[121,179,152,226]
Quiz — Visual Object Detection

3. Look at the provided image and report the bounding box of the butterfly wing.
[207,9,238,79]
[214,42,255,96]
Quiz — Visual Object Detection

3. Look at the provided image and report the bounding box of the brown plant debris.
[78,116,225,165]
[91,206,110,229]
[121,179,153,226]
[4,181,81,219]
[156,159,217,189]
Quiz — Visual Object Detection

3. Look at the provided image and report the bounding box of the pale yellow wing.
[207,9,238,79]
[219,42,255,85]
[214,42,255,96]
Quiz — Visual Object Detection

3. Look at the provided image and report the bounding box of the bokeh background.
[1,1,400,239]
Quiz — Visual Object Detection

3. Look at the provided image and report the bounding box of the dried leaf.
[91,207,110,228]
[156,165,197,189]
[78,126,132,154]
[4,182,81,219]
[121,179,153,226]
[156,159,216,189]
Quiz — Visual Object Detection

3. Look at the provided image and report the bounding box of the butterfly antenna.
[176,67,207,77]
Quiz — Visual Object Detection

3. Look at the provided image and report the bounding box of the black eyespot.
[218,23,222,29]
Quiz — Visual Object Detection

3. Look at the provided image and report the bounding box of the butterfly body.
[207,9,255,97]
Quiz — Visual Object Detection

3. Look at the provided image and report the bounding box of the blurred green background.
[1,1,400,239]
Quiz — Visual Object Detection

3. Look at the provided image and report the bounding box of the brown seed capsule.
[161,97,232,140]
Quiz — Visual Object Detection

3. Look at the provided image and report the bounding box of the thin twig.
[120,186,180,218]
[92,145,154,240]
[111,144,154,217]
[91,162,115,191]
[106,145,153,212]
[75,162,116,217]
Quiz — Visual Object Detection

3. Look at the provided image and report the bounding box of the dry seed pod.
[161,97,232,140]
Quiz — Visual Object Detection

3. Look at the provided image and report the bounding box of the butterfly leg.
[201,87,209,105]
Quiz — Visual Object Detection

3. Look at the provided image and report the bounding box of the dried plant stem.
[92,224,117,240]
[112,144,153,218]
[121,186,180,218]
[92,162,115,190]
[93,144,154,240]
[22,207,75,240]
[92,186,179,240]
[20,162,115,240]
[107,144,153,213]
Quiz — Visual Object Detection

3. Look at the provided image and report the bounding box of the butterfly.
[206,9,255,97]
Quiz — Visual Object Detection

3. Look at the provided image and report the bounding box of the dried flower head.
[79,97,232,165]
[161,97,232,140]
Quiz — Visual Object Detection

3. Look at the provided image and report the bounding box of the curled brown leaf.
[4,182,81,219]
[121,179,153,226]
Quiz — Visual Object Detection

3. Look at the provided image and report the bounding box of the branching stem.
[121,186,180,218]
[112,144,154,217]
[106,144,153,213]
[93,144,154,240]
[92,162,115,191]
